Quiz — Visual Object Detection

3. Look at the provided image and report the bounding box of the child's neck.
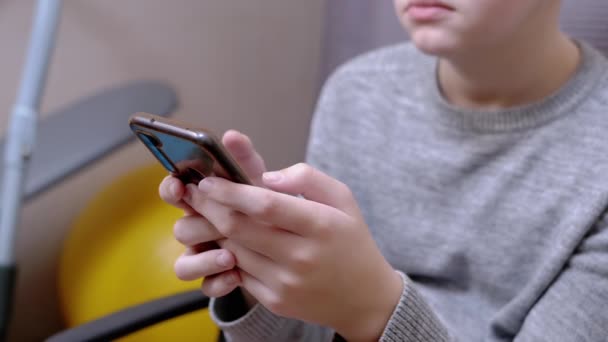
[437,30,580,110]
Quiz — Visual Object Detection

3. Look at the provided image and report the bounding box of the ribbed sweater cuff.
[380,271,450,342]
[210,296,290,341]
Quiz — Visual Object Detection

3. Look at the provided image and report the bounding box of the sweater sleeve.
[211,273,453,342]
[209,292,333,342]
[379,272,450,342]
[512,216,608,341]
[379,211,608,342]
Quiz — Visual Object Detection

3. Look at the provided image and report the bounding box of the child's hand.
[158,130,267,298]
[158,130,267,213]
[182,163,404,341]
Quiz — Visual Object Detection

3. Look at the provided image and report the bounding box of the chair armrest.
[46,290,209,342]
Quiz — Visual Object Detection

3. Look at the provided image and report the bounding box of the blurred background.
[1,0,605,340]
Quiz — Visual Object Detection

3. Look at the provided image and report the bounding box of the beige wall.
[1,1,325,340]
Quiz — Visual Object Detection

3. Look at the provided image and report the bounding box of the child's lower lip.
[406,5,452,21]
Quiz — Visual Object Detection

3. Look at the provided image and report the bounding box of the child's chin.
[410,30,459,57]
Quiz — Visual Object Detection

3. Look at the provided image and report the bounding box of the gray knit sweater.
[210,41,608,341]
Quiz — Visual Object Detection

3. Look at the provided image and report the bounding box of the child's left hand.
[182,163,403,341]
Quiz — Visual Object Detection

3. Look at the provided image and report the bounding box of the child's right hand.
[158,130,267,298]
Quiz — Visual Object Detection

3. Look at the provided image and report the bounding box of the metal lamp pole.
[0,1,62,338]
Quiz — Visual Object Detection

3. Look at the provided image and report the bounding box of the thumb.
[262,163,358,216]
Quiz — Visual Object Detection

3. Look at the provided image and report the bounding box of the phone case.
[129,112,251,185]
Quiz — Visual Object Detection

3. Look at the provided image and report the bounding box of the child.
[160,0,608,340]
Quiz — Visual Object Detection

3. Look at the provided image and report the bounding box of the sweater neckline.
[419,41,608,133]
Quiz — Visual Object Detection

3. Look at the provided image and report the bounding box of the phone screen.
[134,128,215,184]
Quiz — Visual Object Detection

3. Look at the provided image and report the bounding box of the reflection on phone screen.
[134,129,215,184]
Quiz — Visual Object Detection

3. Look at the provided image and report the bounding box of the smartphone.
[129,112,251,185]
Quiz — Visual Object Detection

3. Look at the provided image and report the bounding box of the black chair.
[46,290,219,342]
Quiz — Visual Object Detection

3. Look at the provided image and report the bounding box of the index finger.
[159,175,196,215]
[197,177,346,236]
[222,130,267,186]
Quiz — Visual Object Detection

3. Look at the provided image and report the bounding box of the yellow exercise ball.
[58,164,219,341]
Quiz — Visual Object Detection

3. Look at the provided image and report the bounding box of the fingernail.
[263,171,283,183]
[198,178,214,193]
[170,180,180,198]
[216,251,233,267]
